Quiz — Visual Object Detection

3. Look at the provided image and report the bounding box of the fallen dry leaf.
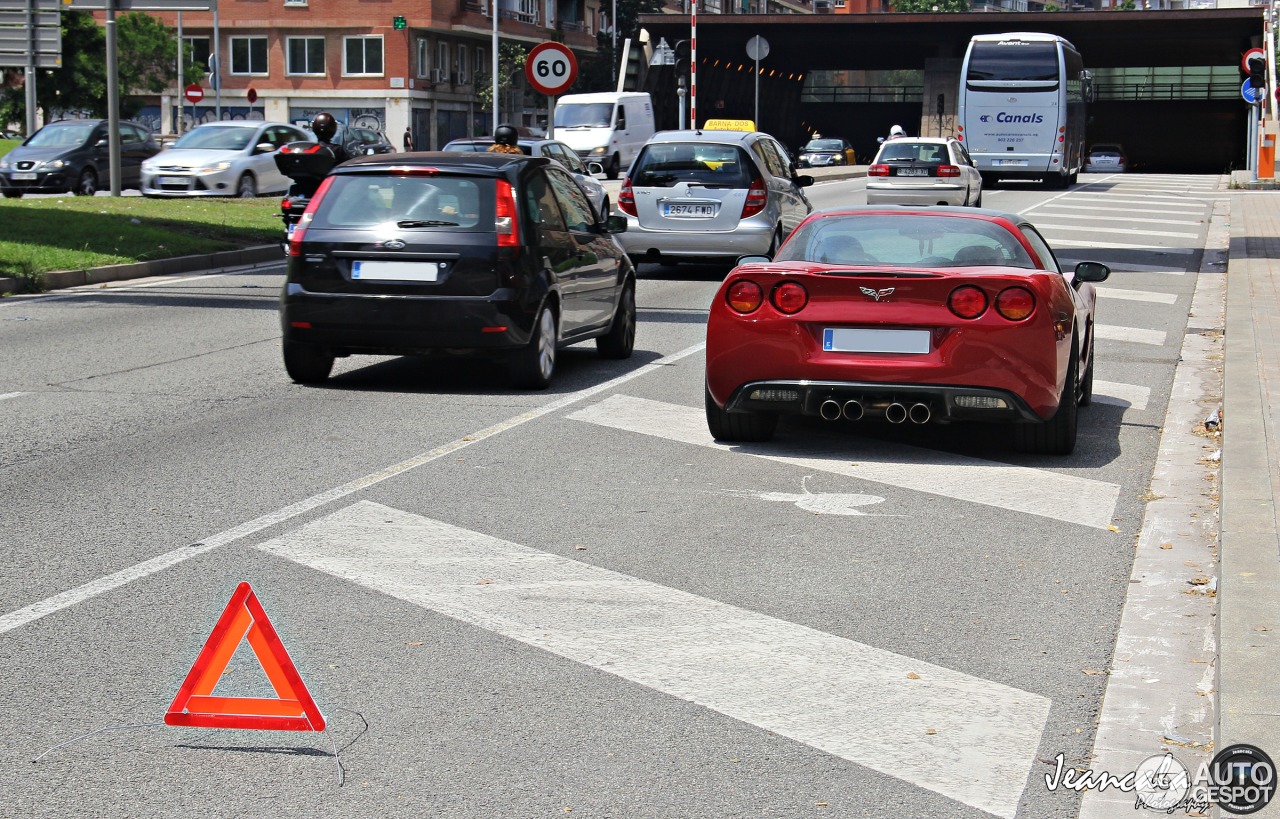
[1160,543,1173,550]
[906,672,921,680]
[406,641,424,647]
[925,728,938,735]
[816,802,829,808]
[476,578,493,585]
[1108,525,1121,533]
[1082,669,1104,676]
[1255,625,1272,632]
[1188,577,1211,586]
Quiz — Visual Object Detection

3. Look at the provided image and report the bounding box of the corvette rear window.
[777,214,1035,269]
[630,143,754,188]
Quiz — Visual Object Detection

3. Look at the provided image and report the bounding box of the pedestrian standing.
[403,127,414,152]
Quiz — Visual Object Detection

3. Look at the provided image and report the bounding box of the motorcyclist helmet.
[494,124,520,147]
[311,112,338,142]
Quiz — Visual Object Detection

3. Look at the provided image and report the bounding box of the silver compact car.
[616,130,814,264]
[442,136,610,219]
[142,121,312,198]
[1084,143,1127,173]
[867,137,983,208]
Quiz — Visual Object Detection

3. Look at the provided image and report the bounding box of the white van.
[552,92,655,179]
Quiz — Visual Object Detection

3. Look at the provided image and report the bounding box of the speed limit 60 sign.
[525,42,578,96]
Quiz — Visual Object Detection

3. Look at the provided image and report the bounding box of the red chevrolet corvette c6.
[704,207,1111,455]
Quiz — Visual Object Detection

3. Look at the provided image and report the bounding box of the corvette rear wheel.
[1014,342,1079,455]
[705,386,778,443]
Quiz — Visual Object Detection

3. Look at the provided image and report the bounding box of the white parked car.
[867,137,983,208]
[141,121,312,198]
[442,136,610,220]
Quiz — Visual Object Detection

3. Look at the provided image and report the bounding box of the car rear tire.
[606,154,621,180]
[596,283,635,359]
[236,173,257,198]
[510,303,557,389]
[75,169,97,196]
[705,386,779,443]
[2,190,21,199]
[971,189,983,208]
[283,340,334,384]
[1078,340,1095,407]
[1014,341,1079,455]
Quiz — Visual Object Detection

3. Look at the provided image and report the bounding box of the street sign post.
[184,83,203,104]
[745,35,769,131]
[525,42,578,140]
[0,0,64,134]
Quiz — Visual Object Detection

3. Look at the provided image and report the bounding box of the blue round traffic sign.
[1243,79,1263,104]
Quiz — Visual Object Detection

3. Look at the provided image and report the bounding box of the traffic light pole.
[106,0,121,195]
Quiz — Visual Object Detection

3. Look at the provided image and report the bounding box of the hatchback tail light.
[619,177,637,216]
[937,165,961,178]
[727,280,764,314]
[869,164,890,177]
[287,176,335,257]
[495,179,519,254]
[741,177,768,219]
[995,287,1035,321]
[948,285,988,319]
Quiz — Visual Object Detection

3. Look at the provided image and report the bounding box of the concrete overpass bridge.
[638,8,1265,171]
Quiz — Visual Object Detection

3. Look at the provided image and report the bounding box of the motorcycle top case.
[273,142,338,183]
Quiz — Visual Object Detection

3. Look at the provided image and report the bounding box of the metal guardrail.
[802,85,924,103]
[1094,81,1241,101]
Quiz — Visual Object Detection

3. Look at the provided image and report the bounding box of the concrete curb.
[0,244,282,295]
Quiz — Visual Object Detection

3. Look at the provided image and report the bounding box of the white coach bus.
[957,32,1091,188]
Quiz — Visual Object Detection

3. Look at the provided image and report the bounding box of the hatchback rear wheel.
[283,340,334,384]
[596,283,635,359]
[510,304,557,389]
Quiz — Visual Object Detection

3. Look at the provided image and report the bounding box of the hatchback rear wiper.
[396,219,459,228]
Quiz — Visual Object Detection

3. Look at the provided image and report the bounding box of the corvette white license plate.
[663,203,717,218]
[823,328,930,354]
[897,168,929,177]
[11,172,37,181]
[351,261,439,282]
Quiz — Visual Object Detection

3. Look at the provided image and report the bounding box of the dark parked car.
[281,152,636,389]
[0,119,160,198]
[345,125,396,155]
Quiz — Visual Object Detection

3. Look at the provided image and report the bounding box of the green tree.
[581,0,663,92]
[116,12,204,117]
[475,42,529,118]
[891,0,970,11]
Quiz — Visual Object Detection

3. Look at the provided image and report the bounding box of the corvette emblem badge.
[860,287,895,302]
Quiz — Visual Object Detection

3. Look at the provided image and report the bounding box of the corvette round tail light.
[995,287,1035,321]
[726,280,764,314]
[948,285,988,319]
[771,281,808,314]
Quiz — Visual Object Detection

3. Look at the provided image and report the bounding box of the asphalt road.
[0,173,1221,818]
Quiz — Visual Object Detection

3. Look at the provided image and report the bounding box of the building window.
[417,38,430,77]
[230,36,268,75]
[474,45,486,79]
[343,35,384,76]
[182,36,211,69]
[283,0,307,6]
[457,46,469,83]
[286,37,325,75]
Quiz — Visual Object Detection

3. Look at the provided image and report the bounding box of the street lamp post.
[492,0,499,133]
[612,0,617,85]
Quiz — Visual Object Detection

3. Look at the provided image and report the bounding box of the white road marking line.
[1058,196,1205,209]
[1096,287,1178,304]
[0,267,280,309]
[1031,211,1203,227]
[1033,224,1200,240]
[568,394,1120,530]
[1038,203,1208,217]
[259,500,1051,819]
[1056,258,1188,275]
[1044,238,1195,254]
[0,343,708,635]
[1095,325,1168,346]
[0,391,27,402]
[1092,382,1151,411]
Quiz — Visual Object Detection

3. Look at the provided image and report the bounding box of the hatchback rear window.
[877,143,948,164]
[310,175,494,231]
[631,143,755,188]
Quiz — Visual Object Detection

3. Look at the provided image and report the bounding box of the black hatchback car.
[281,153,636,388]
[0,119,160,197]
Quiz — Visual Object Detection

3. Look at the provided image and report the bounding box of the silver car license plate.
[897,168,929,177]
[159,176,189,186]
[662,203,717,218]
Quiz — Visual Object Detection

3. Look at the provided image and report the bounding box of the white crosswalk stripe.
[1036,202,1209,217]
[1034,223,1200,240]
[1055,257,1188,275]
[1032,211,1203,227]
[1096,287,1178,304]
[1044,238,1196,254]
[1092,381,1151,411]
[568,394,1121,529]
[1051,196,1205,209]
[1095,325,1167,346]
[259,499,1052,819]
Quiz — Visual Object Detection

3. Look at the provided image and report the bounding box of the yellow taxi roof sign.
[701,119,756,132]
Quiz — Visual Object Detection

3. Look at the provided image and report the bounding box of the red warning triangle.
[165,582,326,732]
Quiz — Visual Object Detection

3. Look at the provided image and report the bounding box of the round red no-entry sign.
[246,87,258,104]
[184,83,204,104]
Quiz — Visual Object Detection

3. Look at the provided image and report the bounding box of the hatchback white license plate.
[663,203,717,218]
[995,159,1027,167]
[897,168,929,177]
[11,172,37,181]
[351,261,439,282]
[823,328,930,354]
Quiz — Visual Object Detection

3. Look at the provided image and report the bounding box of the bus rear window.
[967,42,1059,83]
